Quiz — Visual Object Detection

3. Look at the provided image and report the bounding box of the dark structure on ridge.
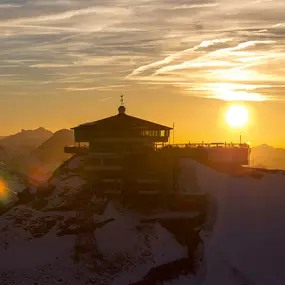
[65,100,250,195]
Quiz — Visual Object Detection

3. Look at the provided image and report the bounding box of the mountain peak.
[0,128,54,156]
[36,127,47,131]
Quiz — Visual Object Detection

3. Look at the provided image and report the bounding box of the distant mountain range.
[0,128,73,181]
[23,129,73,179]
[1,127,285,179]
[0,127,53,156]
[30,129,73,164]
[250,144,285,170]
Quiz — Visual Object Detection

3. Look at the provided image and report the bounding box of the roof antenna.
[120,94,124,106]
[118,93,126,114]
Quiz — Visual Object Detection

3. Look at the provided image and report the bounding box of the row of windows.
[75,130,169,140]
[141,130,168,137]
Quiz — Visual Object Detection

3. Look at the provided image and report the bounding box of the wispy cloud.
[0,0,285,101]
[0,6,131,26]
[30,63,71,68]
[62,85,128,92]
[0,4,21,9]
[126,38,233,78]
[173,3,220,10]
[99,97,112,102]
[153,40,275,74]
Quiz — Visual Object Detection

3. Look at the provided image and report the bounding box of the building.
[65,104,174,194]
[65,103,251,195]
[67,104,172,154]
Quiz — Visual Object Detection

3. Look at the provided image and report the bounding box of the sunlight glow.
[226,105,249,128]
[219,68,257,82]
[0,179,8,201]
[213,84,266,102]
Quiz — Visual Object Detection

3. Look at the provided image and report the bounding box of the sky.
[0,0,285,146]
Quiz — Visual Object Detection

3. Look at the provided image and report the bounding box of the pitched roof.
[72,113,172,131]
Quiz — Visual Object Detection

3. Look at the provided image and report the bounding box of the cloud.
[0,6,131,26]
[0,4,21,9]
[0,0,285,101]
[173,3,220,9]
[61,85,128,92]
[99,97,112,101]
[153,40,275,74]
[126,38,233,78]
[30,63,71,68]
[126,34,285,101]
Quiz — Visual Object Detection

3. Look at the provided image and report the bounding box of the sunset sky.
[1,0,285,146]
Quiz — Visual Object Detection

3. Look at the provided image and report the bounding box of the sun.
[225,105,249,128]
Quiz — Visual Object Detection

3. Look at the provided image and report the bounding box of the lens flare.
[0,179,8,201]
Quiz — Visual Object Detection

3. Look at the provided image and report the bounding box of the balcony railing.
[155,142,250,150]
[65,142,250,154]
[64,145,89,154]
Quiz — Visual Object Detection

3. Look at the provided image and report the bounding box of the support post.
[173,122,175,145]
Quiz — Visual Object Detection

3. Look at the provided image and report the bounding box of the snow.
[3,156,285,284]
[1,179,191,285]
[94,202,189,285]
[0,204,83,284]
[178,158,201,194]
[142,211,199,221]
[96,203,186,260]
[67,156,84,170]
[181,158,285,285]
[0,233,74,270]
[46,175,87,209]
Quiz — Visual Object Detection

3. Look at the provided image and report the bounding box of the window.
[141,130,160,137]
[161,130,166,137]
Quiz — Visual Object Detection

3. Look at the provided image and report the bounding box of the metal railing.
[65,142,250,154]
[64,145,89,154]
[155,142,250,150]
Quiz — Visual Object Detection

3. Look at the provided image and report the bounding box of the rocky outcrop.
[0,157,204,285]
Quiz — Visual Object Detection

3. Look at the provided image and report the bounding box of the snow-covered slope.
[2,156,285,285]
[0,156,203,285]
[181,158,285,285]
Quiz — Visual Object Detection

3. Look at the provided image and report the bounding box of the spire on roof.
[118,94,126,114]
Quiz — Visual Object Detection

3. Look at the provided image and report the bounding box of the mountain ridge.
[8,129,74,182]
[0,127,53,156]
[250,144,285,170]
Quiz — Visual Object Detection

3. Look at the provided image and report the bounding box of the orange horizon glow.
[0,1,285,148]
